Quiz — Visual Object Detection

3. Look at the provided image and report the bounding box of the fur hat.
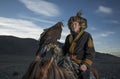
[68,11,87,30]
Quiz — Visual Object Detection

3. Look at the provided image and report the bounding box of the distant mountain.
[0,35,119,58]
[0,35,39,56]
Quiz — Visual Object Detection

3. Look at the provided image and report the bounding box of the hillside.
[0,35,39,56]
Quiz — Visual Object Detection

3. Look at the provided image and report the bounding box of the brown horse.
[22,43,99,79]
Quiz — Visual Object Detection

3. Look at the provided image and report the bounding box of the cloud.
[58,27,70,43]
[111,20,120,24]
[0,17,68,43]
[96,6,112,14]
[92,31,115,40]
[104,20,120,24]
[100,32,115,37]
[0,17,43,39]
[19,15,55,24]
[90,27,97,30]
[19,0,60,17]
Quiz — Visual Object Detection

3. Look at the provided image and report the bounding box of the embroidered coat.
[63,31,95,67]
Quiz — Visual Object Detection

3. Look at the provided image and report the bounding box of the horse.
[22,43,99,79]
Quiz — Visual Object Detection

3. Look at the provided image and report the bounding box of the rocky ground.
[0,54,120,79]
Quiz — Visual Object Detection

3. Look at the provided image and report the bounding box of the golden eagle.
[36,22,63,55]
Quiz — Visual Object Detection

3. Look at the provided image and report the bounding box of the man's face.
[71,22,81,33]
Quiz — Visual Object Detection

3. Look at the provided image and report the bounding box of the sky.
[0,0,120,56]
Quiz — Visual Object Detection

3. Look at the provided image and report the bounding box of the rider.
[63,11,95,79]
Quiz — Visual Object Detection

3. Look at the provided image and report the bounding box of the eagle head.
[56,22,64,27]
